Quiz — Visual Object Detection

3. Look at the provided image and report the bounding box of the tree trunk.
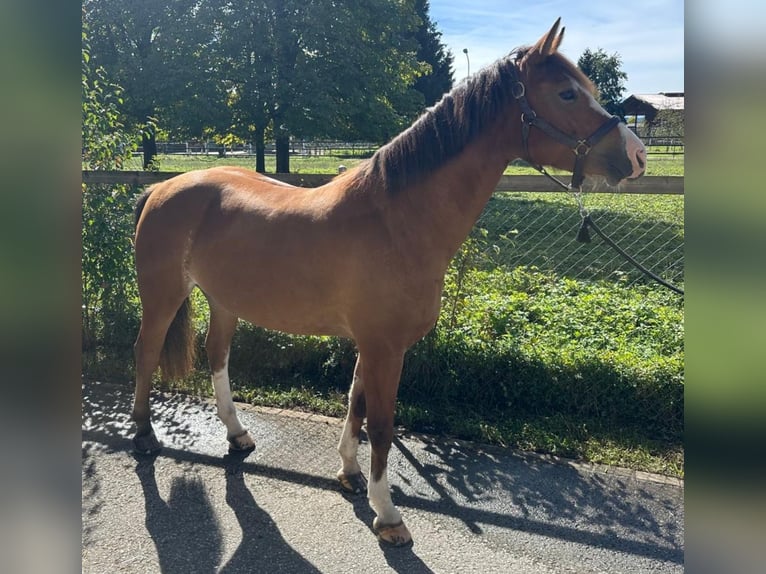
[275,133,290,173]
[142,130,157,170]
[255,125,266,173]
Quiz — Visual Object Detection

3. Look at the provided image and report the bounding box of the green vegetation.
[82,20,141,352]
[83,0,453,171]
[118,152,368,175]
[577,48,627,116]
[112,147,683,177]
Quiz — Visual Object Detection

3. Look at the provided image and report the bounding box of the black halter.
[509,64,621,190]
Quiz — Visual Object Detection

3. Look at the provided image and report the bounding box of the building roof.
[622,93,684,118]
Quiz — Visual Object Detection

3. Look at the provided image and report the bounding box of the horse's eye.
[559,89,576,102]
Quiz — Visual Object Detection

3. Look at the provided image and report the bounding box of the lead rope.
[532,166,685,296]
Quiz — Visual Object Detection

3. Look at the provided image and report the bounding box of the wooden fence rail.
[82,171,683,195]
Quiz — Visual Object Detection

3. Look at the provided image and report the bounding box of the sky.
[429,0,684,96]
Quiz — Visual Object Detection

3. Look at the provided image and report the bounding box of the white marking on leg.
[211,352,245,438]
[338,374,363,475]
[338,419,362,475]
[368,472,401,526]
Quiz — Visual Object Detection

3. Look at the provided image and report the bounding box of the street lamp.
[462,48,470,78]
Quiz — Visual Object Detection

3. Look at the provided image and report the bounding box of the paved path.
[82,380,683,573]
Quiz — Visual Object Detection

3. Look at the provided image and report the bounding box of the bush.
[82,21,141,351]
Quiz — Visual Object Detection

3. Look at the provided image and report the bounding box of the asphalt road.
[82,380,683,573]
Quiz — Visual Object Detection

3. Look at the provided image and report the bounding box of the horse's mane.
[350,47,594,195]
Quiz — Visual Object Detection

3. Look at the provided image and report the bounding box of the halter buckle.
[573,140,591,156]
[511,81,525,99]
[521,111,536,125]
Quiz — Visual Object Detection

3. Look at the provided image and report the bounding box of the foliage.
[83,0,226,166]
[82,20,141,349]
[649,109,685,138]
[83,0,449,172]
[412,0,454,106]
[217,0,428,172]
[81,23,135,169]
[577,48,628,117]
[216,265,684,475]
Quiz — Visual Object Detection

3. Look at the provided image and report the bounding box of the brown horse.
[131,19,645,546]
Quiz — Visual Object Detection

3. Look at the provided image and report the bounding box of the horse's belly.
[191,267,353,338]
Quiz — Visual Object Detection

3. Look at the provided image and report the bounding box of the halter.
[509,64,621,190]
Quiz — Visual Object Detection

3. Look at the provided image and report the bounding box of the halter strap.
[510,64,621,189]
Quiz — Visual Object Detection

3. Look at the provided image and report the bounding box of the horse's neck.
[395,116,518,267]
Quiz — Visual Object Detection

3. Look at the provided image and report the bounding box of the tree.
[84,0,223,168]
[412,0,454,107]
[218,0,425,172]
[577,48,628,117]
[86,0,431,173]
[82,24,135,170]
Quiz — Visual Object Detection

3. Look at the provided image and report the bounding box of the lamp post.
[462,48,470,78]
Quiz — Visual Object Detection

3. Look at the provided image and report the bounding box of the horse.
[131,19,646,546]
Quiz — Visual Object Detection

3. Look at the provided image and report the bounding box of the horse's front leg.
[359,346,412,546]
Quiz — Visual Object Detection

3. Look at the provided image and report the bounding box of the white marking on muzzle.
[619,124,647,179]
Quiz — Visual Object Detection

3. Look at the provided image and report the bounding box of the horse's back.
[133,167,356,332]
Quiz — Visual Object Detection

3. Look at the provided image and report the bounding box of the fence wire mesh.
[472,191,684,290]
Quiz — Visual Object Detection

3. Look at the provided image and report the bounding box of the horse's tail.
[134,185,196,380]
[134,187,154,230]
[159,296,196,381]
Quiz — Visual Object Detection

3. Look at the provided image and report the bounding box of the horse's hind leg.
[337,356,368,494]
[205,297,255,453]
[132,292,189,454]
[132,323,166,454]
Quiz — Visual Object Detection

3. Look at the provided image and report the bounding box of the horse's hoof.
[133,430,161,455]
[337,471,368,495]
[373,517,413,547]
[227,429,256,453]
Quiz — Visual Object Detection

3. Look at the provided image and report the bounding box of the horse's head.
[513,18,646,186]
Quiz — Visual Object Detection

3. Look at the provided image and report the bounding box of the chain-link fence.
[468,190,683,290]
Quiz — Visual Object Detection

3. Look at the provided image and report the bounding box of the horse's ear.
[535,17,562,56]
[553,26,565,52]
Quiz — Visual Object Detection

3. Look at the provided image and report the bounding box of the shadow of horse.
[389,436,683,565]
[219,452,321,573]
[135,452,321,573]
[135,454,222,574]
[85,380,681,568]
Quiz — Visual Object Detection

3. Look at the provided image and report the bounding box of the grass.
[83,150,684,477]
[115,147,684,177]
[118,152,367,174]
[475,191,684,288]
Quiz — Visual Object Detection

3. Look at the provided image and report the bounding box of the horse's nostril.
[636,148,646,169]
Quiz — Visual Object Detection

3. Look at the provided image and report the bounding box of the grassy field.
[117,147,683,177]
[83,150,684,477]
